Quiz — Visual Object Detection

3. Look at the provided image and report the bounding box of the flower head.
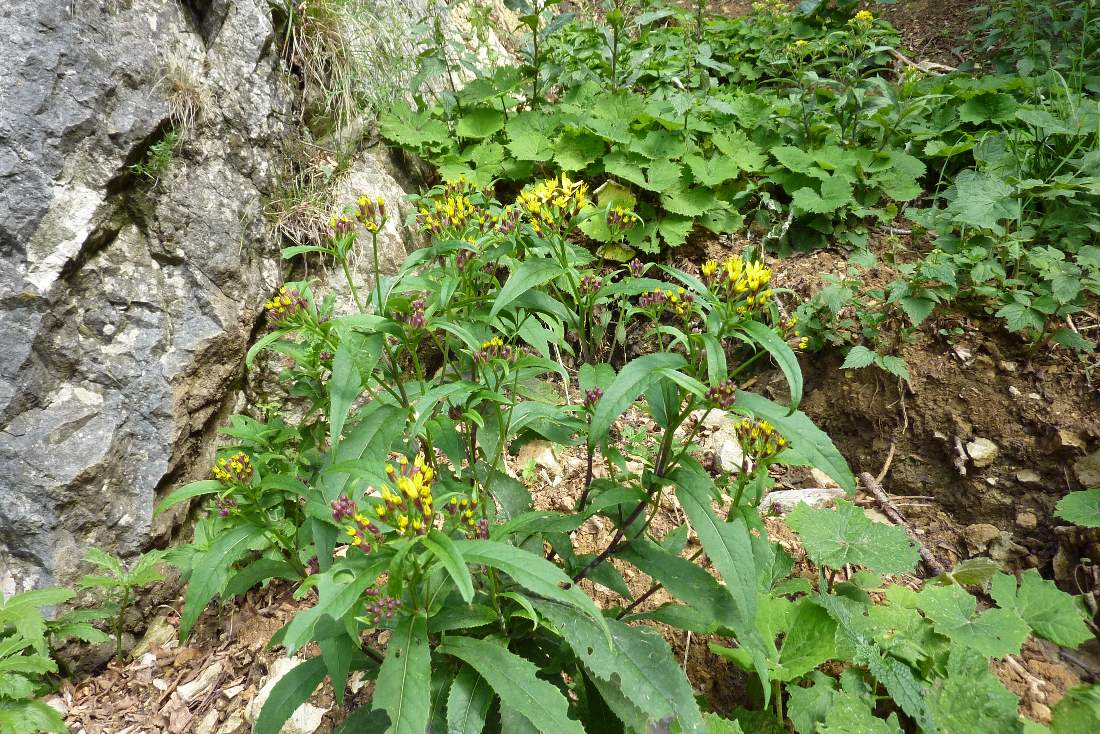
[265,286,307,322]
[735,418,789,460]
[212,452,254,485]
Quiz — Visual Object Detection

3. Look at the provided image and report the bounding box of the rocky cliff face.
[0,0,297,591]
[0,0,516,593]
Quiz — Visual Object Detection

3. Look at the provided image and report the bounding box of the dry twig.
[860,471,946,576]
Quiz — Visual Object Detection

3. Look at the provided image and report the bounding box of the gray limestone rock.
[0,0,293,590]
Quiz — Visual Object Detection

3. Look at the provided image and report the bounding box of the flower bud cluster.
[356,195,387,233]
[474,336,516,364]
[629,258,645,278]
[363,587,402,626]
[579,275,602,297]
[398,295,427,330]
[849,9,874,29]
[705,379,737,410]
[782,315,809,350]
[445,495,487,538]
[212,452,254,485]
[639,287,695,320]
[215,497,237,518]
[582,387,604,409]
[607,206,639,233]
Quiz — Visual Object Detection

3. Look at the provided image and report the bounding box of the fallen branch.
[860,471,946,576]
[888,48,957,74]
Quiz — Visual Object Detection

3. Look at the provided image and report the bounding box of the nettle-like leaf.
[928,646,1023,734]
[818,692,904,734]
[914,583,1029,658]
[990,570,1093,648]
[791,174,855,214]
[1055,488,1100,528]
[945,170,1018,234]
[788,500,919,574]
[1051,684,1100,733]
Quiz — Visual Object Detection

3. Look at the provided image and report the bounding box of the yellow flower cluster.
[702,256,773,312]
[783,315,809,350]
[212,452,253,485]
[264,286,307,322]
[418,194,478,235]
[517,175,589,234]
[751,0,786,15]
[372,453,436,537]
[849,9,874,28]
[356,195,386,233]
[735,418,789,460]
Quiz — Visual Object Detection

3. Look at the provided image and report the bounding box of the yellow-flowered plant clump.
[639,286,696,322]
[516,175,589,234]
[734,417,789,461]
[701,255,773,313]
[212,452,254,485]
[373,453,436,538]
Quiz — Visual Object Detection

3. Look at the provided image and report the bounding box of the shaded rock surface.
[0,0,295,589]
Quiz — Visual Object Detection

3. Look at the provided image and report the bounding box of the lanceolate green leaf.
[373,614,431,734]
[254,656,328,734]
[154,480,223,517]
[447,664,493,734]
[423,530,475,604]
[672,463,771,697]
[454,540,610,643]
[490,260,564,317]
[178,524,260,640]
[735,321,802,411]
[534,600,707,733]
[437,636,585,734]
[282,556,388,653]
[589,352,687,447]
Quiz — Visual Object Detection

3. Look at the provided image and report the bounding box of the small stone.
[1016,511,1038,530]
[863,508,892,525]
[1008,385,1022,397]
[178,661,224,703]
[963,523,1001,552]
[131,614,174,658]
[1015,469,1042,486]
[985,476,997,486]
[953,346,972,362]
[759,487,845,515]
[44,696,67,718]
[222,684,246,700]
[809,468,839,488]
[247,658,329,733]
[1055,429,1086,451]
[216,712,247,734]
[1026,392,1041,401]
[966,437,999,468]
[1029,701,1052,723]
[1000,360,1018,373]
[1073,450,1100,487]
[716,438,752,474]
[515,440,562,482]
[194,709,221,734]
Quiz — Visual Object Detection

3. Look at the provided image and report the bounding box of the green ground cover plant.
[378,0,1099,355]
